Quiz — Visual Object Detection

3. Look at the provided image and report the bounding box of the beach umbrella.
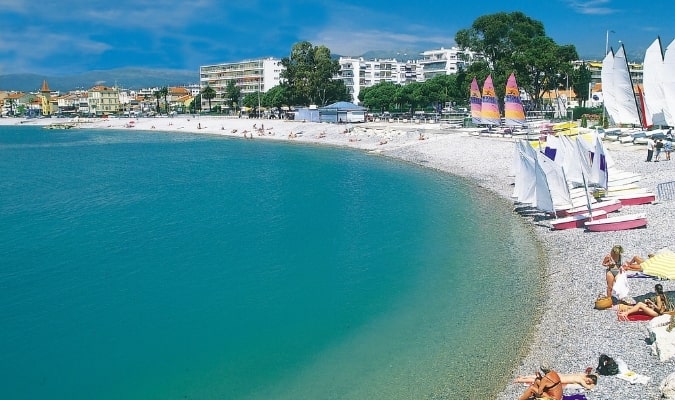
[641,250,675,279]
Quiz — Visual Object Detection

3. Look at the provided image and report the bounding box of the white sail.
[513,140,567,213]
[536,151,573,209]
[643,37,669,127]
[612,45,641,126]
[601,50,618,125]
[662,38,675,128]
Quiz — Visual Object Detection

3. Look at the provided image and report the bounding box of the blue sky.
[0,0,673,76]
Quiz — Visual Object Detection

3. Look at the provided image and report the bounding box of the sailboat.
[642,37,667,127]
[662,38,675,127]
[504,73,525,131]
[580,133,648,231]
[481,74,501,128]
[512,139,609,230]
[614,44,642,126]
[470,77,482,125]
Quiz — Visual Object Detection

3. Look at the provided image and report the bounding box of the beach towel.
[626,271,657,279]
[563,394,587,400]
[616,304,655,321]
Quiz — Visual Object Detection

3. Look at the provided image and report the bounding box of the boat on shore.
[584,213,648,231]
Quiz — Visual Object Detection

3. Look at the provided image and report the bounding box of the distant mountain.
[0,68,199,92]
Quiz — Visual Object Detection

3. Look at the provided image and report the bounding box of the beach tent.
[641,249,675,280]
[319,101,366,123]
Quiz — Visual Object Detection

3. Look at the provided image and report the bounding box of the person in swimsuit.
[518,364,563,400]
[602,245,624,298]
[619,283,672,318]
[515,372,597,390]
[602,245,645,298]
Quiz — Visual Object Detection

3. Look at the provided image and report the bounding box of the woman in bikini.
[619,283,672,318]
[518,365,562,400]
[602,245,645,298]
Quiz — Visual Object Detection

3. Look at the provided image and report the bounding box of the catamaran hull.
[609,193,656,206]
[584,214,648,232]
[551,210,608,230]
[556,198,622,217]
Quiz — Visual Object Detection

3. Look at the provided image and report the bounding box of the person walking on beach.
[518,363,562,400]
[665,139,672,161]
[655,139,664,162]
[646,137,655,162]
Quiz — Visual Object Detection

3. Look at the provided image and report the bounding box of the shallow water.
[0,126,542,399]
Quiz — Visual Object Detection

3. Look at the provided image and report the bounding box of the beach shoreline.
[4,115,675,399]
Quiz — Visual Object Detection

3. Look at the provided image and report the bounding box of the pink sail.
[504,73,526,126]
[470,77,482,124]
[481,74,501,126]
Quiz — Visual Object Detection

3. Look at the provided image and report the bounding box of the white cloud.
[566,0,618,15]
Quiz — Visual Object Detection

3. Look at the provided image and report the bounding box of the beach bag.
[595,295,612,310]
[596,354,620,375]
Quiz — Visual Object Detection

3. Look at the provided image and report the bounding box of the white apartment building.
[338,57,419,104]
[417,47,476,80]
[199,57,283,110]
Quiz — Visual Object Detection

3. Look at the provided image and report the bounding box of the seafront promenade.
[4,115,675,399]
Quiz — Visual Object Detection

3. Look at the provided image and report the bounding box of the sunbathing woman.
[515,372,597,389]
[619,283,672,318]
[518,364,563,400]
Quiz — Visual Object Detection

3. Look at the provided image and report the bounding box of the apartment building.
[417,47,476,81]
[337,57,419,104]
[199,57,283,110]
[88,85,120,116]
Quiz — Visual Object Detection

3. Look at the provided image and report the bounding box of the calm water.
[0,125,542,399]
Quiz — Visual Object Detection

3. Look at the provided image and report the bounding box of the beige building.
[88,85,120,116]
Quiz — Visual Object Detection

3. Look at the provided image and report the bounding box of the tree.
[153,90,162,114]
[360,82,398,113]
[572,62,592,107]
[455,12,578,111]
[159,86,169,114]
[280,41,343,106]
[224,80,241,115]
[201,85,216,112]
[262,84,291,118]
[242,92,261,116]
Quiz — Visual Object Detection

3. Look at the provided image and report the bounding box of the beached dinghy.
[604,192,656,206]
[551,210,608,230]
[556,198,622,217]
[584,213,647,232]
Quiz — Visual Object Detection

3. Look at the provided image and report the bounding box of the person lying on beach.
[619,283,672,318]
[518,364,562,400]
[515,372,597,389]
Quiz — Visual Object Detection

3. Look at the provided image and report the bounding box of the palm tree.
[153,90,162,114]
[159,86,169,114]
[201,85,216,112]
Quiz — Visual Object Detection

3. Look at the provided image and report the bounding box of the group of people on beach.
[603,244,673,318]
[517,244,672,400]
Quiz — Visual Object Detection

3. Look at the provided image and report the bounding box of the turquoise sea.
[0,125,543,399]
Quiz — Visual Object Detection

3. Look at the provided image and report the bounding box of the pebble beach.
[5,115,675,399]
